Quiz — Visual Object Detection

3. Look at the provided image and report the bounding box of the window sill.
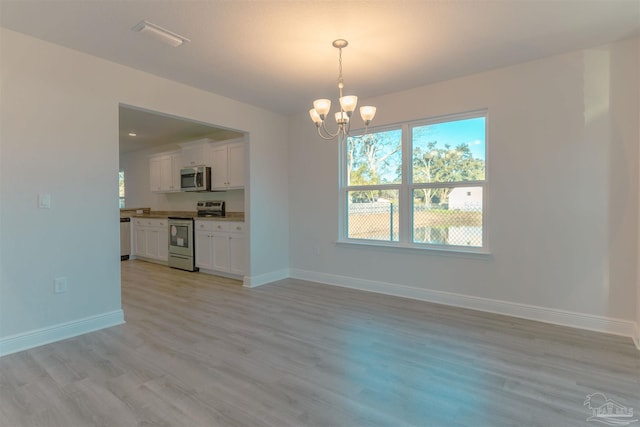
[335,239,492,258]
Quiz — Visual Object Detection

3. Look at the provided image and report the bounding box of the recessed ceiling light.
[128,132,137,137]
[132,20,190,47]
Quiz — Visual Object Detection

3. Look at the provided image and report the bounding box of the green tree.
[347,130,402,203]
[412,142,484,205]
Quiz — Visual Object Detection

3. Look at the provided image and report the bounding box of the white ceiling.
[1,0,638,117]
[118,105,244,154]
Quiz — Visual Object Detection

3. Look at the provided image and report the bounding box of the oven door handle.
[169,254,191,260]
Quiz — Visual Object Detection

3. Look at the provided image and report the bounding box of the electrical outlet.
[54,277,68,293]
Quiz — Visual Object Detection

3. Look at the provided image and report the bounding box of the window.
[340,111,487,252]
[119,171,125,208]
[346,128,402,241]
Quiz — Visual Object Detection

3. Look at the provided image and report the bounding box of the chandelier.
[309,39,376,140]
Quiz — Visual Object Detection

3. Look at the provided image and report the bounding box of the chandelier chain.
[338,47,344,99]
[339,47,342,81]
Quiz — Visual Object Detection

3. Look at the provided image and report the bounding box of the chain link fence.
[347,192,399,241]
[346,187,483,246]
[413,187,483,246]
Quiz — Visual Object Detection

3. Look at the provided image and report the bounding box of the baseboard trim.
[243,269,290,288]
[198,268,243,281]
[0,310,125,357]
[290,269,636,339]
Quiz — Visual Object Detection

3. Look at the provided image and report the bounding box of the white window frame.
[338,109,489,254]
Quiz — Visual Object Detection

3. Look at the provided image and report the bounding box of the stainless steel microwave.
[180,166,211,192]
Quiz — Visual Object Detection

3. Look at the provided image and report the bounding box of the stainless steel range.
[196,200,225,217]
[168,217,198,272]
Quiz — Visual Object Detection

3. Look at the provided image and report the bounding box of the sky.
[412,117,486,160]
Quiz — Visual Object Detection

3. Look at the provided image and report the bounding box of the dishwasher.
[120,217,131,260]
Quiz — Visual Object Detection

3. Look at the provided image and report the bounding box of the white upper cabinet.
[149,151,182,192]
[207,139,245,190]
[159,155,172,191]
[181,144,205,167]
[149,157,163,192]
[180,138,212,167]
[209,145,228,190]
[227,142,245,188]
[170,153,182,191]
[148,137,245,193]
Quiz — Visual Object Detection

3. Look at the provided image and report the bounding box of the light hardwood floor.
[1,260,639,426]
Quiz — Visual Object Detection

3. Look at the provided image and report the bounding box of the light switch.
[54,277,67,293]
[38,193,51,209]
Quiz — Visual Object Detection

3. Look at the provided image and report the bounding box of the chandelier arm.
[317,127,337,140]
[321,120,342,138]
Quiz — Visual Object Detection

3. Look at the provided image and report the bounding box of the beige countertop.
[194,214,244,222]
[120,207,150,218]
[129,210,244,222]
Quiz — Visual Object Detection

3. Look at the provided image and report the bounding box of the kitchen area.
[119,105,248,280]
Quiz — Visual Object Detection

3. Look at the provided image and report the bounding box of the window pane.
[347,129,402,186]
[412,187,483,247]
[119,171,125,208]
[412,117,485,183]
[348,190,399,241]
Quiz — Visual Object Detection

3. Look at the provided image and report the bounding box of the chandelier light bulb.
[309,108,323,125]
[360,106,377,125]
[335,111,350,124]
[339,96,358,114]
[313,99,331,119]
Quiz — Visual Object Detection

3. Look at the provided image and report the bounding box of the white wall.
[0,28,290,354]
[637,37,640,348]
[289,37,639,337]
[119,146,245,213]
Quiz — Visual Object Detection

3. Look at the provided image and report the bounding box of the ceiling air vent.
[132,20,190,47]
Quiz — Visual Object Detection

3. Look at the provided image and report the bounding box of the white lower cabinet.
[195,229,213,270]
[195,220,246,277]
[132,218,168,262]
[228,231,246,276]
[157,228,169,261]
[212,233,230,271]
